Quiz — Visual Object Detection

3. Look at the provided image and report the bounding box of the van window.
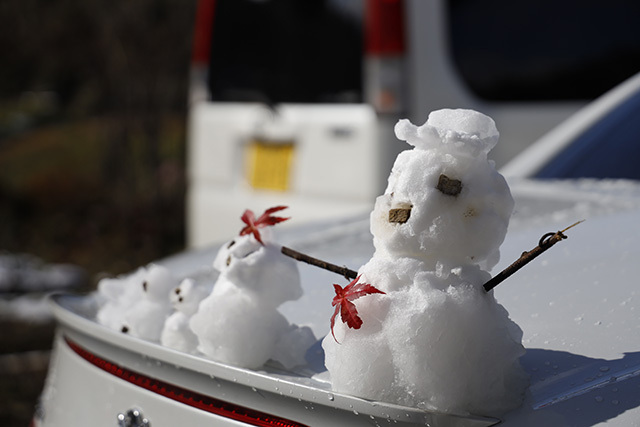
[207,0,363,104]
[448,0,640,101]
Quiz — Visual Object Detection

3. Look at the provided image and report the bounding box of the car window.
[535,88,640,180]
[207,0,363,104]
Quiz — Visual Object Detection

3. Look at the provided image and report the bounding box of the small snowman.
[161,278,213,353]
[322,109,528,417]
[190,207,313,369]
[96,264,176,342]
[96,268,147,331]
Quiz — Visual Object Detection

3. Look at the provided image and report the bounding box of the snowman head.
[138,264,176,302]
[213,235,302,307]
[371,109,513,270]
[170,278,211,316]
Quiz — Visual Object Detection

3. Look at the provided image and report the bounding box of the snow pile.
[322,109,528,417]
[190,233,315,369]
[96,264,176,341]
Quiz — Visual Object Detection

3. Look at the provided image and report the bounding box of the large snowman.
[322,109,528,417]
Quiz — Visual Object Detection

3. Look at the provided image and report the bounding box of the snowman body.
[322,109,527,416]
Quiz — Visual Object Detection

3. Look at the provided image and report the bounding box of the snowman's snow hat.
[394,109,499,157]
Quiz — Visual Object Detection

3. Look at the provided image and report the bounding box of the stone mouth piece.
[436,174,462,196]
[389,206,412,224]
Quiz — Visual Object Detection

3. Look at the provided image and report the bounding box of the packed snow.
[96,223,316,370]
[322,109,528,417]
[160,277,212,353]
[189,232,314,369]
[96,264,176,341]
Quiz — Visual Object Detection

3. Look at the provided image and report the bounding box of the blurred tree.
[0,0,196,274]
[0,0,194,186]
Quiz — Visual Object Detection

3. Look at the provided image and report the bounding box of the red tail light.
[64,337,308,427]
[191,0,216,65]
[365,0,406,55]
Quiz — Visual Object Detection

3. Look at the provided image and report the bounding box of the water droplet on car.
[353,410,359,415]
[612,400,619,405]
[327,393,334,401]
[595,396,604,403]
[600,366,610,372]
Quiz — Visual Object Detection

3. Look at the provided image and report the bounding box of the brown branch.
[483,220,584,292]
[281,246,358,281]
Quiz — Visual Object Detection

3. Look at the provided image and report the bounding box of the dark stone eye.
[226,256,232,266]
[436,174,462,196]
[121,325,129,333]
[227,240,236,249]
[142,281,148,292]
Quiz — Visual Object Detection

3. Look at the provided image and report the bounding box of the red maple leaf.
[330,275,385,343]
[240,206,290,245]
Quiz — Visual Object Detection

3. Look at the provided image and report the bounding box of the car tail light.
[191,0,216,66]
[64,337,308,427]
[365,0,405,55]
[190,0,216,103]
[364,0,406,113]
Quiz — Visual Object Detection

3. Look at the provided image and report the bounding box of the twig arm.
[281,246,358,280]
[483,220,584,292]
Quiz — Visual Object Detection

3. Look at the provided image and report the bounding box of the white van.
[187,0,640,247]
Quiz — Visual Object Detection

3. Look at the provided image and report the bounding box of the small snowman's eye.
[142,281,148,292]
[175,287,181,294]
[436,174,462,197]
[389,203,412,224]
[178,296,184,303]
[121,325,129,333]
[227,240,236,249]
[226,256,232,266]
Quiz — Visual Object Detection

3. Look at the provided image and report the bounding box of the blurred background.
[2,0,640,425]
[1,1,194,425]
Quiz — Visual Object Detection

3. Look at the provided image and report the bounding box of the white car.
[35,79,640,426]
[35,173,640,427]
